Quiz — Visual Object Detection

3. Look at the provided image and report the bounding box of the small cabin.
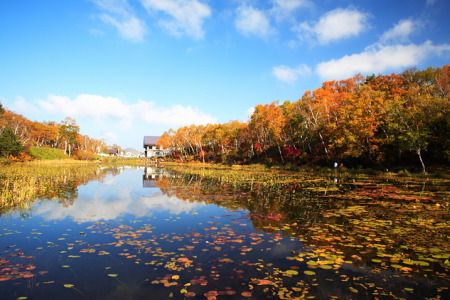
[108,148,119,156]
[143,136,164,158]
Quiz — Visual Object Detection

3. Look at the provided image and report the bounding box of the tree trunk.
[318,132,329,158]
[416,148,426,173]
[64,140,68,155]
[278,144,285,164]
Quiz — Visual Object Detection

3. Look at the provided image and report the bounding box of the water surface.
[0,166,449,299]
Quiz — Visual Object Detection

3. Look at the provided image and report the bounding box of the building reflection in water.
[142,167,172,188]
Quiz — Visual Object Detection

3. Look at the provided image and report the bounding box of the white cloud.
[99,14,147,42]
[271,0,311,21]
[35,185,203,222]
[296,7,370,44]
[235,5,274,38]
[246,106,255,120]
[32,94,216,127]
[132,101,216,125]
[273,64,311,83]
[11,94,217,146]
[272,0,311,12]
[92,0,147,42]
[93,0,130,15]
[316,41,450,80]
[140,0,211,39]
[38,94,132,120]
[10,96,39,115]
[379,19,421,44]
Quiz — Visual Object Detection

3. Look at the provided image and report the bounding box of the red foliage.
[282,146,301,159]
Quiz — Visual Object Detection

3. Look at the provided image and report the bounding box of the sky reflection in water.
[33,167,204,222]
[0,167,449,300]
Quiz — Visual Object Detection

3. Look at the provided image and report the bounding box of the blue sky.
[1,0,449,150]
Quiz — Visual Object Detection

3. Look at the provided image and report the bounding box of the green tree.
[0,127,23,157]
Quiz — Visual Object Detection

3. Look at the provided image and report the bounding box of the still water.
[0,166,449,299]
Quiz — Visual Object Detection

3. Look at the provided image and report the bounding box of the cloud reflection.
[34,176,204,222]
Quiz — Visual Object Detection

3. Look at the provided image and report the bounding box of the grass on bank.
[28,146,68,160]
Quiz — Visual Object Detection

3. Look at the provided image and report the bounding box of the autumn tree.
[393,67,449,172]
[328,76,386,163]
[155,65,449,169]
[59,117,80,156]
[30,121,60,148]
[296,90,331,162]
[280,101,307,161]
[1,111,34,147]
[248,102,287,163]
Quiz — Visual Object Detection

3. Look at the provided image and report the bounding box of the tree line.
[158,65,450,172]
[0,105,108,161]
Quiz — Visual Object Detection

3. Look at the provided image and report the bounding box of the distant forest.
[1,65,449,171]
[0,105,108,161]
[157,65,450,172]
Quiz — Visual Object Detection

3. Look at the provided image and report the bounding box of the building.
[143,136,165,157]
[124,148,142,157]
[107,148,119,156]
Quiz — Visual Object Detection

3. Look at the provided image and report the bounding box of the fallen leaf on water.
[241,291,252,297]
[255,279,273,285]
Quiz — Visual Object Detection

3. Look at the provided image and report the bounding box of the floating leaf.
[241,291,252,297]
[284,270,298,275]
[260,279,273,285]
[304,270,316,276]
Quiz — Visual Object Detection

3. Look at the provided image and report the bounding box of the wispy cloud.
[235,5,274,39]
[99,14,147,42]
[92,0,147,42]
[270,0,311,22]
[140,0,211,39]
[295,7,370,44]
[379,19,421,44]
[316,41,450,80]
[273,64,311,83]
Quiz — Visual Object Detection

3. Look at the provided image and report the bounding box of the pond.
[0,166,449,299]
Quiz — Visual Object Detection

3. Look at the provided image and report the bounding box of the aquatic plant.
[0,163,111,211]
